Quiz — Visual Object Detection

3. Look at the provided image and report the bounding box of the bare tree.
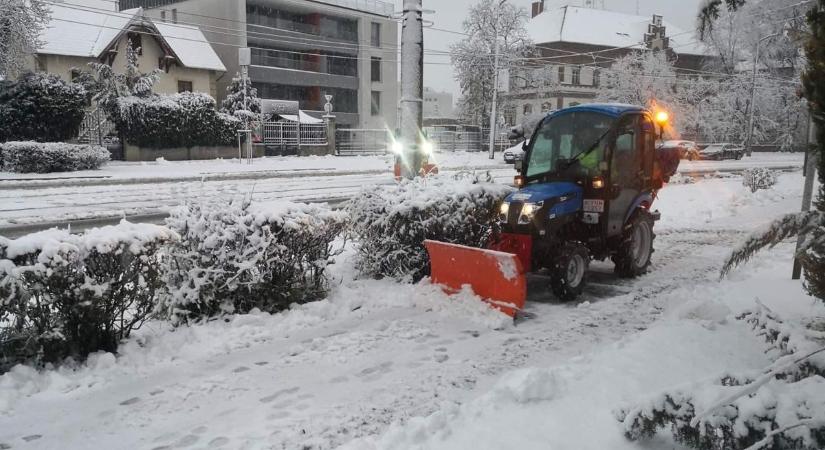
[450,0,533,125]
[0,0,49,80]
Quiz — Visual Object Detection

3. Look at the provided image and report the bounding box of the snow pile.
[347,174,513,281]
[0,221,177,371]
[0,141,109,174]
[157,197,348,324]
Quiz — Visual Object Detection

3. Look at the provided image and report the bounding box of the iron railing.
[261,122,327,146]
[336,129,391,155]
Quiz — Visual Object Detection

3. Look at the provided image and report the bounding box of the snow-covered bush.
[221,73,262,124]
[1,141,110,173]
[113,92,240,148]
[0,72,86,142]
[157,198,347,324]
[347,175,512,281]
[0,223,177,372]
[617,304,825,450]
[742,168,778,193]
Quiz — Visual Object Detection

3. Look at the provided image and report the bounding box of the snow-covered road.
[0,152,803,230]
[0,170,810,450]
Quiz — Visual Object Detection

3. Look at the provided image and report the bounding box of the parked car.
[503,142,526,164]
[698,143,745,160]
[658,140,701,160]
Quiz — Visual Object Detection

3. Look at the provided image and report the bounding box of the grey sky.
[395,0,706,99]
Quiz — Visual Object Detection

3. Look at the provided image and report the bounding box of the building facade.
[31,4,225,98]
[423,87,454,119]
[119,0,399,128]
[503,2,707,126]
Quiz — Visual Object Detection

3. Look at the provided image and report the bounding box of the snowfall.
[1,156,823,450]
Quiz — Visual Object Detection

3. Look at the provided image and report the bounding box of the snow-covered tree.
[451,0,533,125]
[221,73,261,124]
[89,40,161,114]
[0,0,49,80]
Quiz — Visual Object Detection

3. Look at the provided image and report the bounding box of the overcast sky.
[396,0,706,99]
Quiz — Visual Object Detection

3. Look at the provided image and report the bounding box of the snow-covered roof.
[153,22,226,72]
[39,6,141,58]
[38,4,225,72]
[527,6,708,57]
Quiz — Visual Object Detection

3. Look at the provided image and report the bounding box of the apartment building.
[120,0,398,128]
[423,87,454,119]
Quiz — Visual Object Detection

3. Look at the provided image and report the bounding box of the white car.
[503,142,527,164]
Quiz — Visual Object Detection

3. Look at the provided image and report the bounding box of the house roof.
[527,6,708,57]
[39,4,226,72]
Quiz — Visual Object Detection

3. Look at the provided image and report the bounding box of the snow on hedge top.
[40,5,225,72]
[373,176,514,215]
[527,6,707,56]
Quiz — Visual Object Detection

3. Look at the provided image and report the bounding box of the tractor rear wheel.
[613,210,655,278]
[550,243,589,301]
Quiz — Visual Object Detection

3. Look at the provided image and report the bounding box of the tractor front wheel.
[613,210,655,278]
[550,243,589,301]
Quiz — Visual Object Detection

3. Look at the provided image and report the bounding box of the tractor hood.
[506,182,583,204]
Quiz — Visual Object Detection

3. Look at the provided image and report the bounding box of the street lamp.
[745,32,781,156]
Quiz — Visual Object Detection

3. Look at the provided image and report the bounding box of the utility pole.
[399,0,424,178]
[488,0,506,159]
[793,118,817,280]
[745,33,780,156]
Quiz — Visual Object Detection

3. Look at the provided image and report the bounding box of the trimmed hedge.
[114,92,241,148]
[0,72,87,143]
[1,141,110,173]
[157,198,348,324]
[347,174,513,281]
[0,223,178,371]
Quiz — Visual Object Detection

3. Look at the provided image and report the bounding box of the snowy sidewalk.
[0,172,813,450]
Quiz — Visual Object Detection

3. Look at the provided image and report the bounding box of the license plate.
[583,199,605,213]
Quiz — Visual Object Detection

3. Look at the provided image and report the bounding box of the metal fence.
[336,129,391,156]
[261,122,327,146]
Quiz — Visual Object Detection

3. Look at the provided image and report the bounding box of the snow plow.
[425,104,679,317]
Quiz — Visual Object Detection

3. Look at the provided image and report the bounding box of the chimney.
[531,1,544,18]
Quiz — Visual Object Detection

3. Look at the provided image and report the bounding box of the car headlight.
[499,202,509,222]
[422,140,434,155]
[518,202,542,224]
[391,141,403,154]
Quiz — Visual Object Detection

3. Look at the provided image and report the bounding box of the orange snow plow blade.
[424,240,527,317]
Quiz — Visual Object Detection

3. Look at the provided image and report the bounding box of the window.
[523,104,533,115]
[177,80,193,93]
[128,33,142,54]
[172,8,178,24]
[571,67,581,85]
[371,57,381,82]
[612,115,641,187]
[558,66,565,83]
[371,91,381,116]
[160,10,166,22]
[371,22,381,47]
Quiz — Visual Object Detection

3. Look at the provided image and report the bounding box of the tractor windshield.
[524,111,614,181]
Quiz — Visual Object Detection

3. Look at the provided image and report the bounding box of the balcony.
[313,0,394,16]
[247,5,359,43]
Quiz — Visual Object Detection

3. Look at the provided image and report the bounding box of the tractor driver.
[570,125,606,176]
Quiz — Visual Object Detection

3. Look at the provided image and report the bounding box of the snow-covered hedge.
[113,92,240,148]
[618,304,825,450]
[0,222,178,372]
[347,174,513,281]
[742,167,778,193]
[1,141,110,173]
[157,198,347,324]
[0,72,87,143]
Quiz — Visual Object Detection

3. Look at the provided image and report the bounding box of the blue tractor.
[427,104,679,309]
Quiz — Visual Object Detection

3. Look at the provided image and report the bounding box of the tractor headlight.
[499,202,509,223]
[518,202,542,224]
[391,141,403,154]
[422,140,434,155]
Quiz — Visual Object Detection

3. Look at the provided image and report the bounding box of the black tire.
[613,210,656,278]
[550,243,589,301]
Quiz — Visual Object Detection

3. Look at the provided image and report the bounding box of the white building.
[423,87,454,119]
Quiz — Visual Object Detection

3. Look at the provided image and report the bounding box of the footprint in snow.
[173,434,199,448]
[254,361,269,366]
[0,443,10,449]
[259,387,299,403]
[208,437,230,447]
[329,375,348,383]
[267,411,290,420]
[22,435,42,442]
[191,426,208,435]
[434,354,449,363]
[150,389,164,396]
[232,366,250,373]
[119,397,140,406]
